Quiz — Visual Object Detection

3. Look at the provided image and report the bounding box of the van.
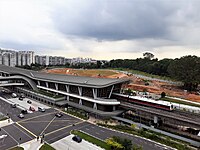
[38,107,45,112]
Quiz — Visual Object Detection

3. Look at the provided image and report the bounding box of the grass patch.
[39,143,55,150]
[71,130,111,150]
[37,89,64,99]
[9,146,24,150]
[113,68,174,81]
[98,124,192,150]
[64,109,89,120]
[160,97,200,108]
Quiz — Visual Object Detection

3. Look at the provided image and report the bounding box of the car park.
[18,113,24,119]
[38,107,45,112]
[72,135,82,143]
[55,112,63,118]
[27,100,32,104]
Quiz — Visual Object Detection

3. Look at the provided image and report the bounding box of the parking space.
[0,123,35,150]
[7,97,50,112]
[18,111,82,137]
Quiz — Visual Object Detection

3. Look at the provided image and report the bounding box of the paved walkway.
[51,134,103,150]
[0,119,13,128]
[20,138,43,150]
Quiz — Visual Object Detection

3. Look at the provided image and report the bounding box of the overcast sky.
[0,0,200,60]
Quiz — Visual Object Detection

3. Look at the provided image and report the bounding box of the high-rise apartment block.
[0,48,35,67]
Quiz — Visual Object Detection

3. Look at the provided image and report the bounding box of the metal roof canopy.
[0,65,130,88]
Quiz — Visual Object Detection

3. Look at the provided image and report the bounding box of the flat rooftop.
[0,65,129,88]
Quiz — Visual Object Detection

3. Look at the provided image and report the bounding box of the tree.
[106,138,124,150]
[161,92,166,98]
[168,55,200,91]
[143,52,154,60]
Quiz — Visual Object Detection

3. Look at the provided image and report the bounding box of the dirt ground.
[44,68,200,103]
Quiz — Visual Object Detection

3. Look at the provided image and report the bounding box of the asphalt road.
[0,92,174,150]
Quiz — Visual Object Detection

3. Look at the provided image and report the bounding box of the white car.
[18,114,24,119]
[38,107,45,112]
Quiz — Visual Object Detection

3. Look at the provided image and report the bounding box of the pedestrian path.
[20,138,43,150]
[0,118,13,128]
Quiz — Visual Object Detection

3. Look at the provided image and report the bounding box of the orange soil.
[44,68,200,103]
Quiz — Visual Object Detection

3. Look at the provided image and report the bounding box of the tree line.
[16,53,200,91]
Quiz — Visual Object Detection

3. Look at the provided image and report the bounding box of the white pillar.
[92,88,97,99]
[37,81,40,86]
[109,85,114,98]
[66,85,69,92]
[55,83,58,90]
[78,87,82,96]
[79,99,82,105]
[46,82,49,88]
[93,103,97,110]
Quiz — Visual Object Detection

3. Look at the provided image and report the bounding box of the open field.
[44,68,200,103]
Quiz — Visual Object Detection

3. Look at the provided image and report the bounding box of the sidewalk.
[20,138,43,150]
[0,119,13,128]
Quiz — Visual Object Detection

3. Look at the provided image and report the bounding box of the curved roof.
[0,65,130,88]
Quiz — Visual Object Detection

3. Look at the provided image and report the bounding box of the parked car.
[19,97,23,100]
[72,135,82,143]
[38,107,45,112]
[21,109,28,114]
[12,93,17,98]
[11,103,17,108]
[29,107,35,112]
[55,112,63,118]
[20,94,25,98]
[18,114,24,119]
[27,100,32,104]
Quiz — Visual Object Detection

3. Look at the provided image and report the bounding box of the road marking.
[19,119,77,124]
[100,130,105,132]
[17,111,56,123]
[45,121,84,136]
[40,116,56,135]
[1,128,19,145]
[13,124,34,140]
[16,122,37,138]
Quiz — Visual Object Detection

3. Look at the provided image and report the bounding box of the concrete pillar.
[37,81,40,86]
[78,87,82,96]
[113,105,116,111]
[93,103,97,110]
[109,85,114,98]
[45,82,49,88]
[92,88,97,99]
[79,99,82,105]
[66,85,69,93]
[55,83,58,95]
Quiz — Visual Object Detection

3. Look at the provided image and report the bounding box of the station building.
[0,65,129,116]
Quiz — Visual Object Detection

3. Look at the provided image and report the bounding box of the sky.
[0,0,200,60]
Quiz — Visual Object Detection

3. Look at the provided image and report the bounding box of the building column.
[55,83,58,95]
[113,105,116,111]
[65,85,69,101]
[92,88,97,99]
[46,82,49,88]
[37,81,40,86]
[93,103,97,110]
[108,85,114,98]
[78,87,82,105]
[79,99,82,105]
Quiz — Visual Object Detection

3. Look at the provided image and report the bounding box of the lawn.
[9,146,24,150]
[39,143,55,150]
[71,130,111,150]
[160,97,200,108]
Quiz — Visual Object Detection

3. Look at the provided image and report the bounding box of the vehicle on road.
[55,112,63,118]
[21,109,28,114]
[12,93,17,98]
[72,135,82,143]
[27,100,32,104]
[38,107,45,112]
[11,103,17,108]
[19,96,23,100]
[29,106,35,112]
[18,114,24,118]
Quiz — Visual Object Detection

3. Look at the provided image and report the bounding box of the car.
[12,93,17,98]
[55,112,63,118]
[21,109,28,114]
[11,103,17,108]
[18,114,24,119]
[20,94,25,98]
[72,135,82,143]
[27,100,32,104]
[19,97,23,100]
[38,107,45,112]
[29,106,35,111]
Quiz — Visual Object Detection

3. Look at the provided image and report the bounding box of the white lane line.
[13,124,33,139]
[40,116,56,135]
[1,128,19,145]
[100,130,105,132]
